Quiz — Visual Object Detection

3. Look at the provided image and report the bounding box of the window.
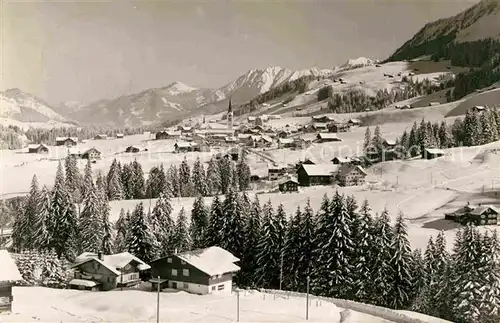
[172,269,178,276]
[183,269,189,277]
[183,283,189,289]
[212,286,216,291]
[167,258,172,263]
[217,284,225,290]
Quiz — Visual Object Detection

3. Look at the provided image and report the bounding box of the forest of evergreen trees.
[362,107,500,165]
[10,155,500,322]
[0,125,27,149]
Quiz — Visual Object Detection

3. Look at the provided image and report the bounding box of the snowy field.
[2,287,397,323]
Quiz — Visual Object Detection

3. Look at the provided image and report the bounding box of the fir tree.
[82,159,94,200]
[40,250,67,288]
[388,212,413,309]
[32,186,52,251]
[221,188,246,260]
[12,175,40,251]
[172,207,191,252]
[121,163,135,199]
[191,158,208,196]
[150,191,175,256]
[190,196,209,249]
[107,158,124,201]
[218,157,233,194]
[100,184,114,254]
[131,159,145,199]
[409,249,427,310]
[352,199,374,302]
[255,200,281,288]
[240,195,262,287]
[179,157,193,197]
[205,195,224,247]
[408,121,420,157]
[296,199,316,293]
[65,155,82,203]
[438,121,450,148]
[78,171,104,253]
[146,165,167,199]
[126,202,158,263]
[166,165,180,198]
[206,158,221,195]
[114,208,129,252]
[236,151,251,191]
[363,126,372,155]
[477,230,500,322]
[283,206,302,291]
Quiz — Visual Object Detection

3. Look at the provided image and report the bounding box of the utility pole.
[156,276,160,323]
[120,273,123,291]
[236,289,240,322]
[306,276,310,320]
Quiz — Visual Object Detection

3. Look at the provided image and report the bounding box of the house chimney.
[97,251,103,261]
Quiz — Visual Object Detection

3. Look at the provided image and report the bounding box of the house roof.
[28,144,48,149]
[317,133,340,140]
[175,246,240,276]
[69,279,100,287]
[470,205,499,216]
[338,164,367,177]
[68,148,82,155]
[348,118,361,123]
[73,252,150,275]
[313,123,328,128]
[384,139,396,146]
[175,141,198,148]
[425,148,445,155]
[332,156,352,163]
[116,133,124,136]
[300,164,339,176]
[0,250,23,281]
[260,135,273,143]
[238,134,251,139]
[83,147,100,154]
[56,137,78,142]
[278,138,294,144]
[278,177,299,185]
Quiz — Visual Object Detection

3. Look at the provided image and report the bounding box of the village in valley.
[2,0,500,322]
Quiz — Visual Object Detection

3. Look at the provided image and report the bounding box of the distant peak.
[165,81,197,93]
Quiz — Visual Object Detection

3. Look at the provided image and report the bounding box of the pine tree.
[166,165,180,198]
[296,199,316,293]
[131,159,145,199]
[114,208,129,252]
[409,249,426,310]
[49,161,77,258]
[65,155,82,203]
[388,212,413,309]
[352,199,374,302]
[40,250,67,288]
[179,157,193,197]
[146,165,167,199]
[221,188,246,260]
[283,206,302,291]
[408,121,420,157]
[371,125,383,161]
[191,157,208,196]
[477,230,500,322]
[218,157,233,194]
[363,126,372,155]
[150,191,175,256]
[236,152,251,191]
[255,200,281,288]
[369,207,394,306]
[126,202,158,263]
[78,170,104,253]
[172,207,191,252]
[438,121,450,148]
[106,158,124,200]
[240,195,261,287]
[190,196,209,249]
[463,110,479,146]
[481,111,495,144]
[121,163,135,199]
[32,186,52,251]
[205,195,224,247]
[206,158,221,195]
[12,175,40,251]
[100,184,114,254]
[82,159,94,200]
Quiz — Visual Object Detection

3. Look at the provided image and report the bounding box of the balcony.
[119,272,140,284]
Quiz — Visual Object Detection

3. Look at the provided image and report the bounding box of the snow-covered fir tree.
[255,200,281,288]
[172,207,191,252]
[120,163,135,199]
[106,158,124,200]
[191,157,208,196]
[477,230,500,323]
[125,202,158,263]
[240,195,261,287]
[218,157,233,194]
[131,159,145,199]
[190,196,209,249]
[32,186,52,251]
[179,157,193,197]
[220,188,246,260]
[205,195,224,247]
[295,199,316,293]
[99,184,114,254]
[282,206,302,291]
[166,165,180,198]
[78,168,104,253]
[145,164,167,198]
[206,158,221,195]
[114,208,129,252]
[64,155,82,203]
[40,249,67,288]
[150,190,175,257]
[363,126,371,155]
[12,175,40,251]
[236,151,251,191]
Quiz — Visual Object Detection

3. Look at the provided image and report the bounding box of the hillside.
[66,67,333,127]
[0,88,75,127]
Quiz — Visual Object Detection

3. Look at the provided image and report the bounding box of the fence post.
[236,290,240,322]
[306,276,310,320]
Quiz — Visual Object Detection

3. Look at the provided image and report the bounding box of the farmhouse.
[331,156,362,166]
[156,130,181,140]
[125,146,140,153]
[422,148,445,159]
[337,164,367,186]
[81,148,102,161]
[68,148,83,159]
[56,137,78,147]
[297,164,339,186]
[27,144,49,154]
[277,130,290,139]
[316,133,341,143]
[278,138,294,149]
[312,115,336,123]
[382,139,397,150]
[150,246,240,295]
[93,134,107,140]
[278,178,299,193]
[444,203,499,226]
[312,123,328,132]
[174,142,199,153]
[268,165,288,181]
[70,252,150,291]
[116,133,124,139]
[0,250,22,312]
[347,119,361,127]
[328,123,350,133]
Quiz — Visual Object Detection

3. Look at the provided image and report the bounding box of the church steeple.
[228,97,232,113]
[227,97,233,132]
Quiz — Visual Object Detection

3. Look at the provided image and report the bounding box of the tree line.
[0,125,27,149]
[10,172,500,322]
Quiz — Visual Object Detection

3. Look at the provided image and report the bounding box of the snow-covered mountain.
[0,88,70,124]
[337,57,378,71]
[68,66,334,127]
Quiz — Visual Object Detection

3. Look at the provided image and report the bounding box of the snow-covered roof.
[175,141,197,148]
[317,133,340,140]
[68,148,82,155]
[56,137,78,142]
[337,164,367,177]
[27,144,48,149]
[348,118,361,124]
[176,246,240,276]
[260,135,273,143]
[238,134,251,139]
[278,138,294,144]
[72,252,151,274]
[300,164,339,176]
[0,250,23,281]
[116,133,124,136]
[313,123,328,128]
[332,156,352,163]
[69,279,99,287]
[470,205,499,216]
[425,148,445,155]
[248,116,256,121]
[384,139,396,146]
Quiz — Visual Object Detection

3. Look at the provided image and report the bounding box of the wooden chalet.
[0,250,22,312]
[311,115,336,123]
[331,156,362,166]
[328,123,350,133]
[316,133,341,143]
[27,144,49,154]
[174,142,199,153]
[268,165,288,181]
[93,134,107,140]
[297,164,339,186]
[81,148,101,161]
[150,246,240,295]
[382,139,397,150]
[70,252,150,291]
[336,164,367,186]
[277,130,290,139]
[216,147,240,161]
[56,137,78,147]
[445,203,499,226]
[156,130,181,140]
[278,138,294,149]
[278,178,299,193]
[422,148,445,159]
[125,146,140,153]
[311,123,328,132]
[116,133,124,139]
[347,118,361,127]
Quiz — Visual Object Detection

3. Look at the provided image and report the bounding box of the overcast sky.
[1,0,478,105]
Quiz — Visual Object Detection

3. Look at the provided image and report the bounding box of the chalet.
[312,123,328,132]
[445,203,499,226]
[337,164,367,186]
[328,123,350,133]
[93,134,107,140]
[347,119,361,127]
[0,250,22,312]
[247,116,257,123]
[150,246,240,295]
[224,136,238,144]
[156,130,181,140]
[81,148,101,161]
[316,133,341,143]
[216,147,240,161]
[331,156,361,166]
[125,146,140,153]
[382,139,397,150]
[257,135,273,148]
[297,164,339,186]
[178,126,194,134]
[174,142,199,153]
[70,252,151,291]
[116,133,124,139]
[422,148,445,160]
[277,130,290,139]
[27,144,49,154]
[268,165,288,181]
[56,137,78,147]
[68,148,83,159]
[312,115,337,123]
[192,133,206,142]
[471,105,486,112]
[293,138,312,150]
[278,178,299,193]
[278,138,294,149]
